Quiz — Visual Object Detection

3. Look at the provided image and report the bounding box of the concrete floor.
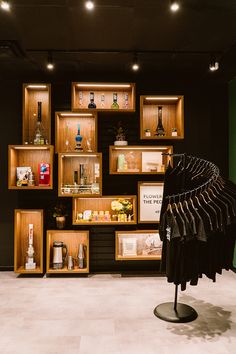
[0,271,235,354]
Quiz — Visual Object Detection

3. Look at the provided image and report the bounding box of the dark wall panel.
[0,75,228,272]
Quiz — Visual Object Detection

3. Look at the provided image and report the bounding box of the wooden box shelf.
[73,196,137,225]
[140,95,184,140]
[46,230,89,274]
[22,83,51,144]
[115,230,162,261]
[71,82,136,112]
[138,182,164,223]
[8,145,54,189]
[55,111,97,153]
[109,145,173,174]
[58,152,102,197]
[14,209,44,274]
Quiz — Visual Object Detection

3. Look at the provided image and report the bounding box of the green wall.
[229,80,236,268]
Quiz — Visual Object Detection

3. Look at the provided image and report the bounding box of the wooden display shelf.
[71,82,136,112]
[140,95,184,140]
[8,145,54,189]
[46,230,89,274]
[138,182,164,223]
[109,145,173,174]
[22,83,51,144]
[55,111,97,153]
[58,152,102,197]
[14,209,44,274]
[73,196,137,225]
[115,230,162,261]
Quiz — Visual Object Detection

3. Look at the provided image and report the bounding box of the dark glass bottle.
[88,92,96,108]
[155,106,165,136]
[34,102,45,144]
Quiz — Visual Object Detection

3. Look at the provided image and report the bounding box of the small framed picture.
[122,238,137,256]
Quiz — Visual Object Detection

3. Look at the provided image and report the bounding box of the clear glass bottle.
[65,122,72,151]
[100,93,105,108]
[33,102,45,145]
[88,92,96,108]
[25,224,36,270]
[155,106,165,136]
[78,244,84,269]
[123,92,129,109]
[111,93,119,109]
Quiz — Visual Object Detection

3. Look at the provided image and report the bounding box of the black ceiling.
[1,0,236,81]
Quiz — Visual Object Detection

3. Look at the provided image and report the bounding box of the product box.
[16,166,32,186]
[38,163,50,186]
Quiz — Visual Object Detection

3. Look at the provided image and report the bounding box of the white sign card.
[139,183,164,222]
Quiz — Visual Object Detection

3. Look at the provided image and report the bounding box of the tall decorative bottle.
[155,106,165,136]
[25,224,36,270]
[75,123,83,151]
[78,243,85,269]
[34,102,45,144]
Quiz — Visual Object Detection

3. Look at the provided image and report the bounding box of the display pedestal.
[154,302,198,323]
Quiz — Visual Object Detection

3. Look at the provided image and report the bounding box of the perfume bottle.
[155,106,165,136]
[88,92,96,108]
[75,123,83,151]
[79,91,83,107]
[73,170,79,194]
[33,102,45,145]
[100,93,105,108]
[78,243,85,269]
[65,122,72,152]
[123,93,129,109]
[25,224,36,270]
[111,93,119,109]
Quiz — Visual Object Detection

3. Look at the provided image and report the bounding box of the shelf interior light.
[76,84,131,88]
[145,97,179,100]
[62,154,98,158]
[60,113,93,117]
[114,147,168,151]
[14,146,49,150]
[27,85,47,89]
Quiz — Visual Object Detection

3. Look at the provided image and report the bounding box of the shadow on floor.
[167,295,233,339]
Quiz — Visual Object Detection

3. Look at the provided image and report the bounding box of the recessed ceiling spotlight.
[170,1,180,12]
[209,55,219,72]
[1,1,11,11]
[46,52,54,71]
[131,54,140,71]
[85,1,95,11]
[209,61,219,72]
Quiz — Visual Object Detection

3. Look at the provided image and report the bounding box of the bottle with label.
[88,92,96,108]
[100,93,105,108]
[123,92,129,109]
[78,243,84,269]
[155,106,165,136]
[25,224,36,270]
[111,93,119,109]
[33,102,45,144]
[73,170,79,193]
[75,123,83,151]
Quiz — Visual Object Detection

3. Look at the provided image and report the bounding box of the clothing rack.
[154,153,220,323]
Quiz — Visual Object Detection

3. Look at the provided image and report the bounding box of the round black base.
[154,302,198,323]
